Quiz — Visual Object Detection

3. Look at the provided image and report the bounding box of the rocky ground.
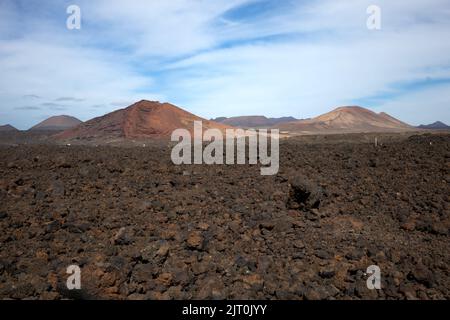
[0,132,449,300]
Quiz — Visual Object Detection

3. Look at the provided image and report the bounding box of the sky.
[0,0,449,129]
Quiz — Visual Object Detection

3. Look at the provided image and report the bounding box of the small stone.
[156,272,173,287]
[195,278,226,299]
[393,271,404,286]
[35,250,48,261]
[273,218,293,232]
[304,288,321,300]
[186,231,204,250]
[127,293,147,300]
[292,252,305,260]
[50,180,65,197]
[293,240,305,249]
[409,264,436,288]
[315,249,332,260]
[319,269,336,279]
[132,264,156,283]
[198,222,209,230]
[401,220,416,231]
[156,243,170,257]
[172,268,190,286]
[242,274,264,290]
[7,162,17,169]
[259,221,275,231]
[140,241,169,264]
[345,249,365,261]
[368,158,378,168]
[271,191,284,201]
[288,174,323,210]
[45,220,60,233]
[113,227,133,245]
[306,211,319,221]
[430,223,448,235]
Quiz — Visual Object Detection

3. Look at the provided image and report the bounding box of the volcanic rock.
[113,227,133,245]
[288,174,323,210]
[186,231,204,250]
[0,133,449,300]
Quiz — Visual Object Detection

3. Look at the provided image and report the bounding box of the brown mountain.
[0,124,19,132]
[211,116,297,128]
[277,106,413,133]
[57,100,233,140]
[30,115,82,131]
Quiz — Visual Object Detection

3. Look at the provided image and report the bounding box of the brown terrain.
[57,100,232,142]
[0,101,449,300]
[30,115,82,131]
[277,106,413,134]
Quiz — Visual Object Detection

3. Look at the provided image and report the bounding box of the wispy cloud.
[22,94,42,99]
[40,102,68,111]
[110,101,134,108]
[15,105,41,110]
[90,104,106,109]
[55,97,85,102]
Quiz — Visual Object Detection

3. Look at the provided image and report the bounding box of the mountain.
[277,106,413,133]
[0,124,19,132]
[57,100,233,140]
[417,121,450,130]
[30,115,82,131]
[211,116,297,128]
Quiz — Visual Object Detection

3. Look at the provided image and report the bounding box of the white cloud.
[0,38,163,128]
[379,83,450,126]
[157,0,450,122]
[161,26,450,120]
[83,0,250,57]
[0,0,450,128]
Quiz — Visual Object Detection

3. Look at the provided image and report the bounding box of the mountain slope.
[0,124,19,132]
[278,106,413,133]
[57,100,233,140]
[30,115,82,131]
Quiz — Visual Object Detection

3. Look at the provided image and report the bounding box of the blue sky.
[1,0,450,129]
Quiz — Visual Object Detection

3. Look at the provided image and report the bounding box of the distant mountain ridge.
[20,103,423,141]
[211,116,297,128]
[417,121,449,130]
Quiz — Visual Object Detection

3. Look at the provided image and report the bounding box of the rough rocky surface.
[0,133,449,300]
